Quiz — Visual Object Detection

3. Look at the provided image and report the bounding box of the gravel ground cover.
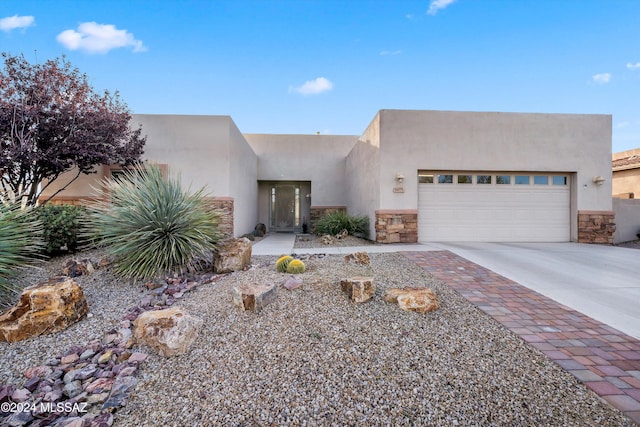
[0,250,634,426]
[294,234,378,249]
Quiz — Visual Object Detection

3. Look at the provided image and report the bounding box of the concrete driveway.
[428,242,640,339]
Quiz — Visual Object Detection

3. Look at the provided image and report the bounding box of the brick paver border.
[402,250,640,424]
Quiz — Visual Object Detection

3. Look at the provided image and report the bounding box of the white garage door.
[418,172,570,242]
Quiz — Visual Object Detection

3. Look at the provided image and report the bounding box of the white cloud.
[56,22,146,54]
[380,50,402,56]
[592,73,611,84]
[627,62,640,70]
[0,15,35,32]
[405,13,415,20]
[427,0,456,15]
[289,77,333,96]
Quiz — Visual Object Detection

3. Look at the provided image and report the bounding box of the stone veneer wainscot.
[577,210,616,244]
[205,197,234,239]
[375,210,418,244]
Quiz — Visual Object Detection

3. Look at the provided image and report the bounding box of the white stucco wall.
[244,134,357,207]
[345,112,381,239]
[376,110,612,213]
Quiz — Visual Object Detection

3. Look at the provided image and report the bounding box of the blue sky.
[1,0,639,152]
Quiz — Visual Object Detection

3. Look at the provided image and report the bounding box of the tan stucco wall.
[612,168,640,198]
[244,134,357,207]
[39,165,107,201]
[134,114,233,195]
[228,121,258,235]
[370,110,611,241]
[345,112,381,239]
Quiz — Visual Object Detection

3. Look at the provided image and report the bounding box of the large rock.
[133,307,202,356]
[0,277,89,343]
[213,237,252,273]
[384,288,439,313]
[233,283,277,312]
[344,252,371,265]
[62,259,95,277]
[340,277,375,303]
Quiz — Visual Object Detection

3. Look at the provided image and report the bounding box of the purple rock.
[43,388,63,402]
[23,376,40,392]
[74,365,97,381]
[102,375,138,410]
[11,387,30,402]
[63,380,83,398]
[0,384,15,403]
[117,366,137,377]
[127,352,148,363]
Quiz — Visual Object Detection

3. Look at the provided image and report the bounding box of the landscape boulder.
[344,252,370,265]
[213,237,252,273]
[133,307,202,356]
[62,259,95,277]
[340,277,375,303]
[233,283,277,312]
[0,277,89,343]
[384,288,439,313]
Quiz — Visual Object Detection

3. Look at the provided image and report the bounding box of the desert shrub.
[0,202,43,308]
[85,165,221,280]
[286,259,306,274]
[37,204,86,254]
[314,211,369,237]
[276,255,294,273]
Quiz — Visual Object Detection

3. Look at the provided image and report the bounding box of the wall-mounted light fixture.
[592,176,605,186]
[393,173,405,193]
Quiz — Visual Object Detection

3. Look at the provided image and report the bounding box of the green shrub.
[276,255,294,273]
[314,210,369,237]
[85,165,221,280]
[0,202,43,308]
[286,259,306,274]
[37,204,86,254]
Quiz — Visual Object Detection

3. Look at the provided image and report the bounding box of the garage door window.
[458,175,472,184]
[418,174,434,183]
[515,175,530,185]
[438,174,453,184]
[552,176,567,185]
[534,175,548,185]
[496,175,511,184]
[476,175,492,184]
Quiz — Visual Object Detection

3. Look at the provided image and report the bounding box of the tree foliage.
[0,52,146,205]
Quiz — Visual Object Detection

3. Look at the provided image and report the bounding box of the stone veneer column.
[309,206,346,232]
[577,210,616,244]
[375,210,418,244]
[204,197,234,238]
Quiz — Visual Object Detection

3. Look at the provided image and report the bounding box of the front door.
[270,184,301,232]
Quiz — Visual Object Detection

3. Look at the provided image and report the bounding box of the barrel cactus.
[276,255,294,273]
[286,259,306,274]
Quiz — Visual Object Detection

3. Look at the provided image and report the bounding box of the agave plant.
[0,202,43,308]
[85,165,221,280]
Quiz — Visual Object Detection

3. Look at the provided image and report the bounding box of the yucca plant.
[84,165,221,280]
[0,202,43,308]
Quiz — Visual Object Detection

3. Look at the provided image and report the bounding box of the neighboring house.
[612,148,640,198]
[40,109,615,244]
[612,148,640,243]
